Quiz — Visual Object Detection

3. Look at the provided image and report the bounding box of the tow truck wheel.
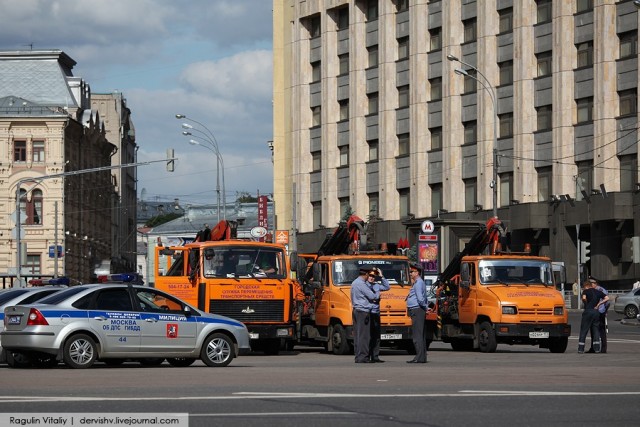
[547,336,568,353]
[331,324,351,355]
[478,321,497,353]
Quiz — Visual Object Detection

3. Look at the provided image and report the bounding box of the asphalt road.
[0,312,638,427]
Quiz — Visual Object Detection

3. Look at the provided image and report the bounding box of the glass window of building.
[32,140,45,162]
[312,151,321,171]
[576,97,593,123]
[430,77,442,101]
[576,0,593,13]
[464,121,477,144]
[398,85,410,108]
[396,0,409,12]
[398,133,410,156]
[338,54,349,75]
[339,197,350,218]
[619,89,637,116]
[14,140,26,162]
[366,0,378,21]
[311,61,321,82]
[537,167,552,202]
[619,31,638,59]
[499,113,513,138]
[463,18,477,43]
[339,146,349,166]
[339,100,349,121]
[312,202,322,229]
[430,184,442,216]
[576,42,593,68]
[464,180,477,212]
[499,60,513,86]
[336,7,349,30]
[463,70,477,93]
[499,8,513,33]
[368,92,379,115]
[368,193,379,217]
[20,188,43,225]
[536,0,552,24]
[536,51,552,77]
[312,106,321,127]
[576,161,593,197]
[309,15,321,38]
[620,155,638,193]
[429,27,442,51]
[398,189,410,218]
[499,173,512,208]
[398,37,410,60]
[24,254,41,275]
[536,105,552,131]
[430,127,442,150]
[368,45,379,68]
[368,140,379,161]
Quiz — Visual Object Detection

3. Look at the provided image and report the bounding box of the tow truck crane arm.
[315,215,366,256]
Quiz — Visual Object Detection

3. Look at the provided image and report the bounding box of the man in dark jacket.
[577,280,609,354]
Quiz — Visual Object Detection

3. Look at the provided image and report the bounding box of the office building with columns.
[272,0,640,288]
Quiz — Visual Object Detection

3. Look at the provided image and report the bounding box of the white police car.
[0,279,68,366]
[1,274,250,368]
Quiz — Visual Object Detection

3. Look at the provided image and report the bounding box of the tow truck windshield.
[332,260,410,285]
[478,260,554,286]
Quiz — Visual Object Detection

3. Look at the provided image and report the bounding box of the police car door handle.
[94,316,108,321]
[145,318,158,323]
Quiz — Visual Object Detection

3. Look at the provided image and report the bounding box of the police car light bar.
[28,277,70,286]
[97,273,141,283]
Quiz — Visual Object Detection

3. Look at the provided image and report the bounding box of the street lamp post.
[176,114,226,220]
[447,54,499,218]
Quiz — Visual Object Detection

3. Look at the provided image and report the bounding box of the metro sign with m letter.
[421,220,434,234]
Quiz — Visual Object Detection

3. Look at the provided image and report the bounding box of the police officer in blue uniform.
[351,267,381,363]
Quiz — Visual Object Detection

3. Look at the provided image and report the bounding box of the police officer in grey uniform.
[351,267,381,363]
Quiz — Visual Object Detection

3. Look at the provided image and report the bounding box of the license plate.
[8,315,21,325]
[529,331,549,339]
[249,333,259,339]
[380,334,402,340]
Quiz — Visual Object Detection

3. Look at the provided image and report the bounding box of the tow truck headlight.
[502,306,517,315]
[277,328,292,337]
[554,306,564,315]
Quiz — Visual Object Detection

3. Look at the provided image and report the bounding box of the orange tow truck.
[154,220,303,354]
[295,215,414,354]
[426,217,571,353]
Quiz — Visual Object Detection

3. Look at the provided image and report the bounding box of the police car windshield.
[36,287,87,304]
[332,260,409,285]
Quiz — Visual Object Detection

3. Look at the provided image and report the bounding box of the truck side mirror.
[312,263,322,282]
[460,263,471,289]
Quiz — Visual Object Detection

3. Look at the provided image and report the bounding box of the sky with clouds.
[0,0,274,207]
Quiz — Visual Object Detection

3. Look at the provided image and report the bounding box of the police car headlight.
[554,306,564,315]
[502,306,517,315]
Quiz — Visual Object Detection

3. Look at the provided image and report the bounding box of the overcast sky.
[0,0,274,207]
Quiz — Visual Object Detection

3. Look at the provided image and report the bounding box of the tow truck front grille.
[209,299,285,322]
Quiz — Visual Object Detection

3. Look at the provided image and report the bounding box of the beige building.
[0,50,136,285]
[272,0,640,288]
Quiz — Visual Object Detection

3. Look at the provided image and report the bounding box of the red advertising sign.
[257,195,268,242]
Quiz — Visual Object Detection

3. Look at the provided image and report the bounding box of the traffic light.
[166,148,175,172]
[580,241,591,264]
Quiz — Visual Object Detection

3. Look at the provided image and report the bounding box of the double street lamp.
[176,114,226,221]
[447,54,499,219]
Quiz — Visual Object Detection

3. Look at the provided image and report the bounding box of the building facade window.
[339,146,349,166]
[536,51,552,77]
[396,0,409,12]
[398,133,410,156]
[14,140,27,162]
[309,15,321,38]
[430,127,442,150]
[463,70,477,93]
[430,184,442,216]
[368,192,379,217]
[336,7,349,30]
[576,0,593,13]
[398,37,409,60]
[312,151,321,171]
[398,189,410,218]
[536,105,552,131]
[499,60,513,86]
[368,92,379,115]
[339,197,350,218]
[464,121,477,144]
[338,54,349,75]
[536,0,552,24]
[32,140,45,162]
[576,161,593,198]
[20,188,43,225]
[430,77,442,100]
[576,97,593,123]
[368,45,378,68]
[464,179,477,212]
[24,254,41,275]
[429,27,442,51]
[499,173,512,208]
[339,100,349,121]
[499,8,513,33]
[312,202,322,229]
[312,106,321,127]
[366,0,378,21]
[537,167,552,202]
[576,42,593,68]
[311,61,321,82]
[499,113,514,138]
[620,155,638,193]
[619,31,638,59]
[619,89,637,117]
[368,140,378,161]
[398,85,410,108]
[463,18,477,43]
